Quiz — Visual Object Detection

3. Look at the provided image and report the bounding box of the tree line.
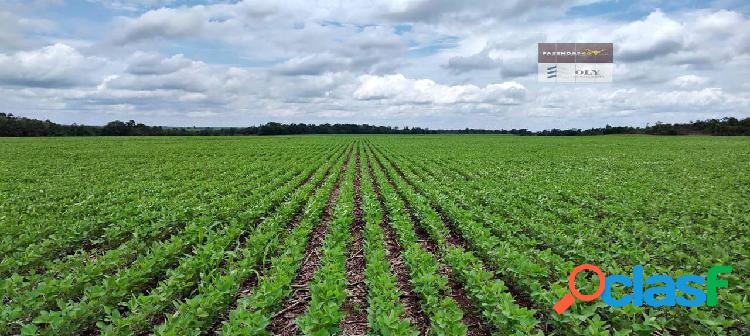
[534,117,750,136]
[1,113,749,137]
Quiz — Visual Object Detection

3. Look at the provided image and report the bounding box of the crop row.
[391,144,749,334]
[104,145,348,335]
[3,135,746,336]
[369,137,748,335]
[2,143,347,335]
[152,143,352,336]
[1,153,305,314]
[218,143,353,335]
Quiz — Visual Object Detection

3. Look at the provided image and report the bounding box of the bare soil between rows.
[339,150,369,335]
[205,155,341,335]
[369,145,491,336]
[366,152,430,336]
[266,148,353,335]
[378,148,552,334]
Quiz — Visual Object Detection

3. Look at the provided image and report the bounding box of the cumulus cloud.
[100,53,264,100]
[648,87,747,109]
[111,1,288,45]
[670,10,750,65]
[96,0,178,11]
[446,49,500,73]
[669,75,711,89]
[381,0,598,23]
[0,10,55,50]
[606,9,750,67]
[0,11,27,50]
[354,73,527,106]
[532,86,750,121]
[0,43,110,87]
[113,6,209,43]
[269,72,354,100]
[125,51,193,75]
[444,40,536,78]
[1,2,749,128]
[274,54,352,76]
[613,10,684,62]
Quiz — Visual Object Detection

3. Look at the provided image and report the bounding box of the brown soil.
[172,153,343,336]
[366,155,430,336]
[266,148,353,336]
[339,150,369,335]
[375,148,551,334]
[369,146,491,336]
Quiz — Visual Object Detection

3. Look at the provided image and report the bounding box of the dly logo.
[553,264,733,314]
[575,69,600,76]
[546,65,557,79]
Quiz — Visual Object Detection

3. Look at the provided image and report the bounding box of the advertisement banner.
[538,43,613,83]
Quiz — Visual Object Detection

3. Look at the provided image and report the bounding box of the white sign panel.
[538,63,614,83]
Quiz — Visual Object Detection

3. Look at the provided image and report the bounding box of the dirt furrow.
[374,148,551,333]
[339,150,369,335]
[266,148,353,336]
[366,155,430,336]
[369,146,490,336]
[204,154,343,335]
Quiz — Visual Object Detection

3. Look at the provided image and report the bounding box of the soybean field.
[1,135,748,335]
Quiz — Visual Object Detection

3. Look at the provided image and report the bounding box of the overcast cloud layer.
[1,0,749,130]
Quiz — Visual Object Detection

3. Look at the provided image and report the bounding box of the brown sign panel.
[538,43,613,63]
[556,43,576,63]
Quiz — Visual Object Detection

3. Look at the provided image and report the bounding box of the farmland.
[1,135,748,335]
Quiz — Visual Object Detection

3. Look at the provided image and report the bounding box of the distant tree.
[2,113,750,137]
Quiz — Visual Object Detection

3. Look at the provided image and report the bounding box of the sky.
[1,0,749,130]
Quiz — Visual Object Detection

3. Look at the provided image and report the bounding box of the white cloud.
[98,53,262,100]
[0,10,55,50]
[1,2,749,129]
[692,9,745,37]
[0,43,110,87]
[274,54,353,76]
[381,0,599,22]
[125,51,193,75]
[354,73,527,106]
[113,5,209,43]
[649,87,747,109]
[613,10,684,62]
[530,86,750,121]
[111,1,290,45]
[445,49,500,73]
[669,75,711,89]
[94,0,178,12]
[443,39,537,78]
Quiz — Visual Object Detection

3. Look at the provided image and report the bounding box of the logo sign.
[538,43,613,83]
[546,65,557,79]
[553,264,733,314]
